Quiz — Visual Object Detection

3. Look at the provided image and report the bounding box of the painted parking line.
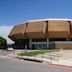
[0,55,7,58]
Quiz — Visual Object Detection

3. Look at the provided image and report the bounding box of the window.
[49,38,66,41]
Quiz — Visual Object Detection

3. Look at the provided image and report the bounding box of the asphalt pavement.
[0,57,72,72]
[0,50,14,56]
[0,49,72,72]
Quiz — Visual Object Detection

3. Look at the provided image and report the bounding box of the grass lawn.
[18,49,60,56]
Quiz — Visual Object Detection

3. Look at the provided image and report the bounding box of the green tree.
[0,36,7,49]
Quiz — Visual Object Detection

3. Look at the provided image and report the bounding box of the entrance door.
[33,44,47,49]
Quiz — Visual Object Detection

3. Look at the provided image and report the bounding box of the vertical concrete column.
[47,38,49,48]
[66,38,71,41]
[66,38,69,41]
[69,38,71,41]
[29,38,32,49]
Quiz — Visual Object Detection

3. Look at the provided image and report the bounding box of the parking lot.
[0,49,14,56]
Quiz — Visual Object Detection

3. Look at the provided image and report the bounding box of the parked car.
[7,47,13,51]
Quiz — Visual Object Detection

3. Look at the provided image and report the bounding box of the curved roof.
[9,18,72,40]
[26,21,47,38]
[9,23,27,40]
[48,20,70,38]
[26,18,72,23]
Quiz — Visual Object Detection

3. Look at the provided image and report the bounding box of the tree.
[0,36,7,49]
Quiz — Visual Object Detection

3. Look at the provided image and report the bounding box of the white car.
[7,47,13,51]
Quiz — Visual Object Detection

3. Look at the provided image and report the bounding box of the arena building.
[8,18,72,49]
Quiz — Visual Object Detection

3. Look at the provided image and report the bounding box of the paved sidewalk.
[8,50,72,67]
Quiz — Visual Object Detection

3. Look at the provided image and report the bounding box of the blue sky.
[0,0,72,26]
[0,0,72,43]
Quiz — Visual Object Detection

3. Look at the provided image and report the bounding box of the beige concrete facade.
[8,19,72,49]
[48,21,70,38]
[9,19,72,39]
[26,21,47,38]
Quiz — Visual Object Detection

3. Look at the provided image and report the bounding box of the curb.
[23,58,43,63]
[16,56,43,63]
[13,56,72,69]
[49,64,72,69]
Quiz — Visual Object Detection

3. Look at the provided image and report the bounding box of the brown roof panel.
[26,21,47,38]
[70,21,72,38]
[9,23,27,40]
[9,19,72,40]
[48,21,70,38]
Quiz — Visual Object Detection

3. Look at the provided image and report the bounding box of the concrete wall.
[54,42,72,49]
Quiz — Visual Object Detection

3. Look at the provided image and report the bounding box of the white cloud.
[0,26,14,44]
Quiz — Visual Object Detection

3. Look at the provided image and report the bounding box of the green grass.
[18,50,60,56]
